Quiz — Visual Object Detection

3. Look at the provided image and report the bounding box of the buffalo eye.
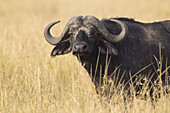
[69,27,77,35]
[87,27,97,36]
[87,30,97,37]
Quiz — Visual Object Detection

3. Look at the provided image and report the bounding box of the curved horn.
[44,16,83,45]
[84,15,128,43]
[109,19,128,42]
[44,21,61,45]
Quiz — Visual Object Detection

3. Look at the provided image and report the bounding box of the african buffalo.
[44,15,170,96]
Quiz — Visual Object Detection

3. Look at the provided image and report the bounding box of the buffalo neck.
[81,52,118,87]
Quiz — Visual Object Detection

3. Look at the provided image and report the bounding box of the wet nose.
[73,42,88,52]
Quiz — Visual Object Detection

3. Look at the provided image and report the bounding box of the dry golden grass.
[0,0,169,112]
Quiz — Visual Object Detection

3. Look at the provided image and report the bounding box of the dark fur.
[50,17,170,96]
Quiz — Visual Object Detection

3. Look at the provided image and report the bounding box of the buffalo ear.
[51,41,72,57]
[99,40,118,56]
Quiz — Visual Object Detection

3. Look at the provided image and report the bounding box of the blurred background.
[1,0,170,55]
[0,0,169,112]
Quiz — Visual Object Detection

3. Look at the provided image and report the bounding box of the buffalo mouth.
[72,52,91,61]
[73,52,89,57]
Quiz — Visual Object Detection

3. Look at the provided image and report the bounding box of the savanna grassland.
[0,0,169,112]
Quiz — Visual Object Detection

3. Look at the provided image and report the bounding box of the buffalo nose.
[73,42,88,52]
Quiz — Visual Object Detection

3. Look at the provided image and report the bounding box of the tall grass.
[0,0,169,112]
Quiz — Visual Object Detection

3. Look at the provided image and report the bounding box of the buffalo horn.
[84,15,128,43]
[44,16,83,45]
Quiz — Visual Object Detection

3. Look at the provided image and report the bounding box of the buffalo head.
[44,15,128,62]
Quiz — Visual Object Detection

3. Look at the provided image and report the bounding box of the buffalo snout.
[73,42,88,54]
